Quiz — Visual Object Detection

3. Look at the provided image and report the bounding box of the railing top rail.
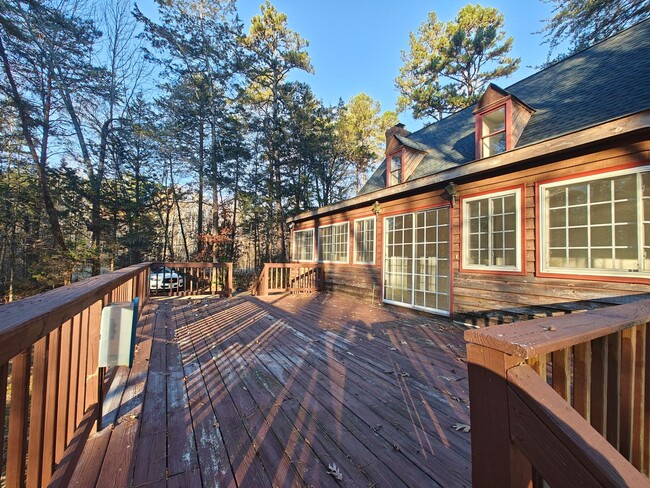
[464,298,650,359]
[0,262,151,365]
[152,262,232,268]
[266,263,323,268]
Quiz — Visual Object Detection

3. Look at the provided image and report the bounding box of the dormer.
[474,84,535,160]
[384,123,428,187]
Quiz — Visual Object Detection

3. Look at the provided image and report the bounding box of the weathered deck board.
[76,292,472,487]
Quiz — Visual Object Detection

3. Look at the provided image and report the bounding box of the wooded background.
[0,0,398,300]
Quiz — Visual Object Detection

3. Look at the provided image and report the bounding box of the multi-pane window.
[463,189,521,270]
[388,153,402,186]
[354,217,375,264]
[541,167,650,276]
[384,208,450,314]
[480,106,506,157]
[292,229,314,261]
[318,222,349,262]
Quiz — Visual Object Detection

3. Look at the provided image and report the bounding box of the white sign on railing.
[98,298,139,368]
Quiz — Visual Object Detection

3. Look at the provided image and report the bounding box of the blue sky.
[139,1,557,130]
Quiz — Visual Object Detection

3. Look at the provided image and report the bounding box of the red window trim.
[534,161,650,284]
[475,99,512,160]
[458,184,526,276]
[386,148,405,187]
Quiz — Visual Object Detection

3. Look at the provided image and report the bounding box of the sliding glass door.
[383,207,450,315]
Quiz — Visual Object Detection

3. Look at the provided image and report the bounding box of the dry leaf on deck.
[452,423,471,432]
[327,463,343,481]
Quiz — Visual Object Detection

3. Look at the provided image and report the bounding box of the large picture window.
[462,188,522,271]
[318,222,349,263]
[292,229,314,261]
[540,167,650,277]
[354,217,375,264]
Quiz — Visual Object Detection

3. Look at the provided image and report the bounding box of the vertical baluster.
[56,320,72,462]
[76,310,89,425]
[591,336,608,435]
[619,326,636,460]
[168,267,173,297]
[607,331,622,449]
[130,275,136,300]
[642,324,650,476]
[67,313,82,443]
[574,341,592,421]
[0,363,7,482]
[552,347,571,402]
[632,323,646,471]
[41,327,60,486]
[6,349,31,488]
[87,300,102,434]
[26,337,48,487]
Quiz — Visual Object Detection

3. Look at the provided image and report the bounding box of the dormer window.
[474,84,535,160]
[480,106,506,157]
[388,152,402,186]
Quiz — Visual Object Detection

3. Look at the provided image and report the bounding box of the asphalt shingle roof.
[359,19,650,196]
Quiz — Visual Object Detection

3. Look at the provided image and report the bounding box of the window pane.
[568,185,588,205]
[549,208,566,227]
[548,187,566,208]
[483,132,506,157]
[590,203,611,225]
[590,179,611,202]
[482,107,505,134]
[568,206,587,226]
[591,227,611,247]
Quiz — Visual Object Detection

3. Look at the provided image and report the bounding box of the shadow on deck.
[73,293,472,487]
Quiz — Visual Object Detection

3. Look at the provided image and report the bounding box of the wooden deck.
[71,292,472,487]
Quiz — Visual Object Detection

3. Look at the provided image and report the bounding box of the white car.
[149,267,184,291]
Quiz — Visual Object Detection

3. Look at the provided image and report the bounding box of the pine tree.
[396,5,520,121]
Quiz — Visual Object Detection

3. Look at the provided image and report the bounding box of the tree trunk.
[0,36,68,255]
[230,159,240,260]
[170,161,190,261]
[197,120,205,253]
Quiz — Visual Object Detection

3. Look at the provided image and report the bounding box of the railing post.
[259,265,268,296]
[227,263,233,297]
[466,343,532,488]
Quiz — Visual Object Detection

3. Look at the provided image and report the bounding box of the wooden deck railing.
[150,262,233,297]
[254,263,325,296]
[465,299,650,487]
[0,263,150,488]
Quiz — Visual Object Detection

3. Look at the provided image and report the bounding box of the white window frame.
[353,216,376,265]
[539,166,650,278]
[292,228,315,262]
[318,222,349,263]
[462,188,522,272]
